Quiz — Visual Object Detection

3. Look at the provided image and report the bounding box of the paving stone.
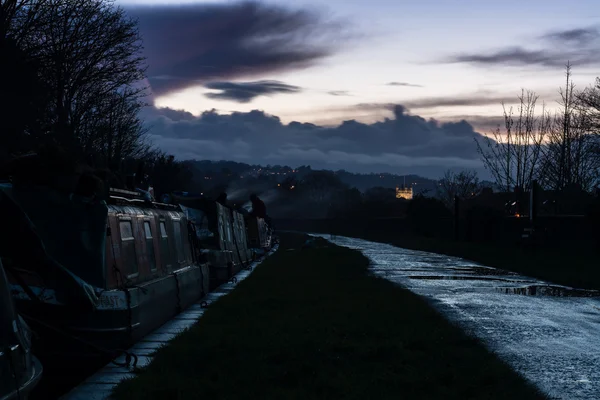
[60,383,116,400]
[85,371,136,384]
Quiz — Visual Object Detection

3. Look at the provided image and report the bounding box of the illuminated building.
[395,175,413,200]
[395,186,413,200]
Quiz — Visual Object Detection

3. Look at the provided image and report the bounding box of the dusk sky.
[120,0,599,178]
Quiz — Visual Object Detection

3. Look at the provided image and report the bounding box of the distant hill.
[185,160,440,195]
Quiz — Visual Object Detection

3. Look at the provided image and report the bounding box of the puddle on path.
[498,285,600,298]
[447,266,518,276]
[409,275,523,283]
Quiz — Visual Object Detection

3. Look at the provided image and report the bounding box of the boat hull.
[14,263,209,358]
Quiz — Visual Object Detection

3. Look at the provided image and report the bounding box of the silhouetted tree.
[476,89,550,192]
[579,77,600,132]
[0,0,50,45]
[80,89,152,167]
[147,153,193,199]
[0,37,49,159]
[538,64,600,191]
[437,170,481,209]
[300,170,347,204]
[22,0,146,157]
[1,0,149,167]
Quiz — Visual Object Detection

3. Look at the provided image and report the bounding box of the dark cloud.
[328,90,351,96]
[542,27,600,47]
[142,105,489,178]
[450,48,557,67]
[441,115,505,133]
[347,92,514,112]
[403,94,515,109]
[444,26,600,68]
[143,107,197,122]
[387,82,423,88]
[128,2,353,97]
[204,80,301,103]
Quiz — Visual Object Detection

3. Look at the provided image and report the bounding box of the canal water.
[313,234,600,400]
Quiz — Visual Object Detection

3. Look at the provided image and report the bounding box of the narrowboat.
[0,179,273,361]
[175,194,273,290]
[0,259,43,400]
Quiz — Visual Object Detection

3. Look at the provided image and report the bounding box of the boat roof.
[107,187,180,211]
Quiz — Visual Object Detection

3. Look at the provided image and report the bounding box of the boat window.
[219,220,225,241]
[159,221,171,270]
[119,220,138,276]
[173,220,185,263]
[144,221,152,238]
[119,220,134,239]
[144,221,157,271]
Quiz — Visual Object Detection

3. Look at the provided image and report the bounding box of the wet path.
[313,235,600,400]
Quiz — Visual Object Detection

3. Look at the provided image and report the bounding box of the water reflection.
[497,285,600,298]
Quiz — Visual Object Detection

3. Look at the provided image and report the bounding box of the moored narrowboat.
[0,259,43,399]
[0,182,208,358]
[176,195,273,289]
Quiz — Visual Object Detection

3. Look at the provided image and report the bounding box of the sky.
[119,0,600,178]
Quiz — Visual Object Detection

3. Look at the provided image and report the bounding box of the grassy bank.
[318,229,599,291]
[392,236,598,291]
[112,233,545,400]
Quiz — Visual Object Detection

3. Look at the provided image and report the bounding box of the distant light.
[277,184,281,187]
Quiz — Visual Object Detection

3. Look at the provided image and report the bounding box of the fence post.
[530,180,537,226]
[454,195,460,241]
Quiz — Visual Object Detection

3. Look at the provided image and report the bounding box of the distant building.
[396,186,413,200]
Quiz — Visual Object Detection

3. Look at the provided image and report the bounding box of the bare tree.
[538,64,600,192]
[578,77,600,136]
[475,90,550,192]
[437,170,481,209]
[80,88,153,167]
[2,0,149,164]
[301,171,348,204]
[1,0,50,45]
[33,0,147,154]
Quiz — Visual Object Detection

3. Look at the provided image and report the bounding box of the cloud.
[403,94,515,109]
[145,107,197,122]
[128,2,353,97]
[440,115,505,133]
[142,104,490,178]
[542,27,600,47]
[444,26,600,68]
[328,90,351,96]
[347,92,514,112]
[204,80,301,103]
[387,82,423,88]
